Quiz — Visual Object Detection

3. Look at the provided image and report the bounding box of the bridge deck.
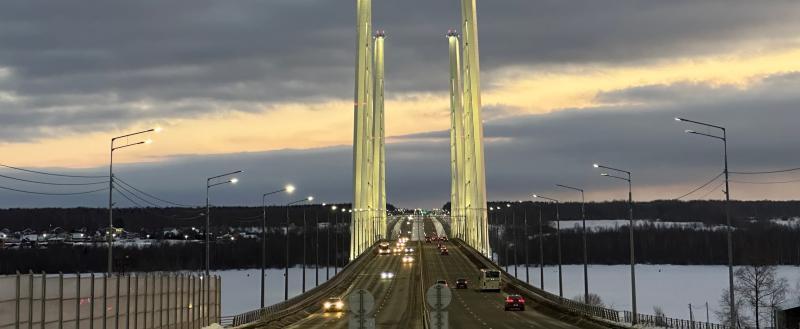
[272,216,610,328]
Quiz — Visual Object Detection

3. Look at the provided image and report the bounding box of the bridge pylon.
[449,0,490,257]
[352,0,387,260]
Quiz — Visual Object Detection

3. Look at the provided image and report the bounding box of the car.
[504,295,525,311]
[404,247,414,253]
[402,255,414,263]
[440,248,449,255]
[380,272,395,279]
[323,297,345,312]
[435,279,448,287]
[455,278,468,289]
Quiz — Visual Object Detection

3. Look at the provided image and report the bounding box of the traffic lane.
[373,242,423,329]
[287,252,400,329]
[285,240,407,328]
[422,218,584,329]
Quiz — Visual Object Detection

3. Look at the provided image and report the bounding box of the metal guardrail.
[222,242,381,327]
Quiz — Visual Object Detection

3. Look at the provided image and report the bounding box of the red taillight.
[505,298,513,303]
[519,298,525,303]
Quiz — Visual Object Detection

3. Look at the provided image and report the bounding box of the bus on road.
[478,269,501,291]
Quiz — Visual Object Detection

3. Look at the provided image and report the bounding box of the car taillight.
[519,298,525,303]
[506,298,513,303]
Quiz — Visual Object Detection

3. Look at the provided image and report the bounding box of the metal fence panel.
[0,273,219,329]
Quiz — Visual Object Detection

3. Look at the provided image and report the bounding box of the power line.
[730,167,800,175]
[0,185,107,196]
[696,180,726,199]
[113,182,162,207]
[114,176,196,207]
[674,172,724,200]
[731,178,800,185]
[113,188,204,221]
[0,163,106,178]
[0,173,107,186]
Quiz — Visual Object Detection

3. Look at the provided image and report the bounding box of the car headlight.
[336,301,344,308]
[324,302,332,308]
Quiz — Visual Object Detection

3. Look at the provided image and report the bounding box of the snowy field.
[505,264,800,322]
[215,266,341,316]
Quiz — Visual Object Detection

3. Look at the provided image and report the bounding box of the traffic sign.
[426,283,452,310]
[347,289,375,315]
[429,311,449,329]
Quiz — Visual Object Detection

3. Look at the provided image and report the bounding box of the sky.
[1,0,800,208]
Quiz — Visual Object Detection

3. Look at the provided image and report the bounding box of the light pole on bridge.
[556,183,590,303]
[260,184,295,308]
[594,163,636,324]
[285,196,313,301]
[206,170,242,276]
[533,194,562,298]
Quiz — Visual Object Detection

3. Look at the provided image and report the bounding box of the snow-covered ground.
[214,266,341,316]
[504,264,800,322]
[551,220,726,232]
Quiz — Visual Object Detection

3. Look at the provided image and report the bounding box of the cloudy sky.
[1,0,800,208]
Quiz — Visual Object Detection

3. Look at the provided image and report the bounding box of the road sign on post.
[426,283,452,329]
[348,289,375,329]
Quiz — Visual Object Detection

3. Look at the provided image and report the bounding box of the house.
[777,301,800,329]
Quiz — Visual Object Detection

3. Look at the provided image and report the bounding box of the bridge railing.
[223,242,381,327]
[623,311,731,329]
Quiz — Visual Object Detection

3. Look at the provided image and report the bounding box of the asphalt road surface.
[285,216,603,329]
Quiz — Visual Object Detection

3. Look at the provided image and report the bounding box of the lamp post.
[675,117,735,326]
[557,184,589,303]
[260,184,295,309]
[524,207,530,284]
[538,206,544,290]
[108,128,158,274]
[284,196,313,301]
[206,170,241,276]
[533,194,562,298]
[509,204,518,278]
[594,163,636,324]
[328,205,337,280]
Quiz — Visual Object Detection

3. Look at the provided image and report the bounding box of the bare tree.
[734,264,787,329]
[715,288,751,328]
[573,293,605,307]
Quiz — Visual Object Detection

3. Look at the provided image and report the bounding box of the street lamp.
[206,170,242,276]
[284,196,313,301]
[533,194,562,298]
[557,184,589,303]
[327,205,337,280]
[108,128,158,274]
[676,117,735,326]
[594,163,637,324]
[259,184,295,308]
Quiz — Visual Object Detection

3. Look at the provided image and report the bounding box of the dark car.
[455,278,468,289]
[504,295,525,311]
[435,279,448,287]
[440,248,449,255]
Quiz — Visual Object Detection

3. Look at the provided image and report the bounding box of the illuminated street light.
[259,184,295,309]
[108,127,158,275]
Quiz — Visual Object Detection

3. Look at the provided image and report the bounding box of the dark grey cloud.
[3,71,800,208]
[2,0,799,140]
